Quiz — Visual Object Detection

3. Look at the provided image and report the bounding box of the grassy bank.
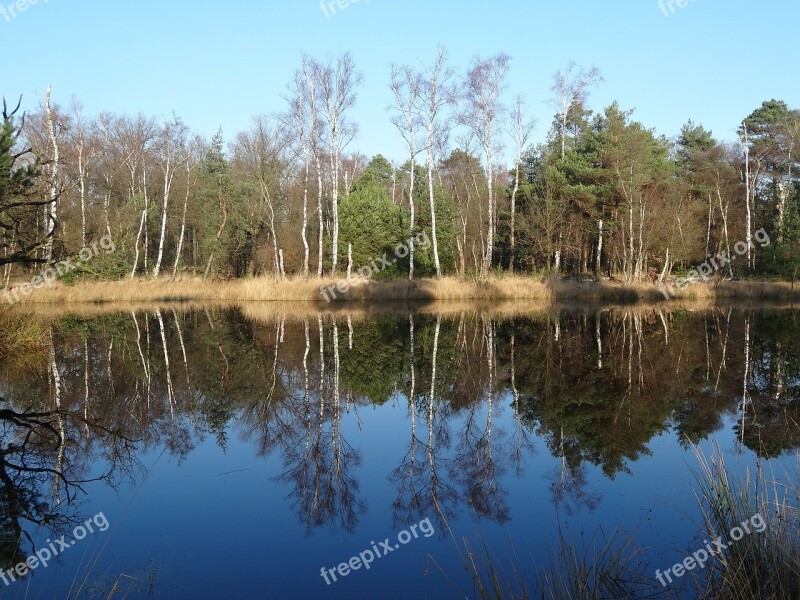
[3,275,800,305]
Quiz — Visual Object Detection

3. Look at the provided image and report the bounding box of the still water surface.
[0,306,798,599]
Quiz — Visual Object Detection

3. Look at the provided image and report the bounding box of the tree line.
[2,51,799,286]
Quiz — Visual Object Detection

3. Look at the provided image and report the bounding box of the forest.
[2,51,799,290]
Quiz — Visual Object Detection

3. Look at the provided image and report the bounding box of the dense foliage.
[2,54,798,285]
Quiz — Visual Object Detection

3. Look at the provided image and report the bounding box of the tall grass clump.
[433,505,663,600]
[690,443,800,599]
[536,530,661,600]
[0,308,47,355]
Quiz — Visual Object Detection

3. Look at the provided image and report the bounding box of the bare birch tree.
[118,115,157,277]
[70,98,92,247]
[462,54,510,277]
[317,53,362,276]
[548,64,602,273]
[507,95,535,272]
[43,85,62,262]
[232,116,290,277]
[285,69,315,278]
[550,62,603,160]
[418,47,456,278]
[300,56,327,279]
[389,64,424,279]
[152,116,188,278]
[740,122,755,270]
[172,136,201,280]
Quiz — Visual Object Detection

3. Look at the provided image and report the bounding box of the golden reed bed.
[3,275,800,306]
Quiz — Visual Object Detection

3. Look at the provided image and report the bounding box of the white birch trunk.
[596,218,604,276]
[77,130,87,247]
[172,158,191,280]
[302,154,310,278]
[153,153,173,278]
[510,161,519,273]
[131,208,147,278]
[485,131,494,276]
[427,130,441,278]
[717,185,733,278]
[43,85,60,262]
[742,123,753,270]
[156,309,175,419]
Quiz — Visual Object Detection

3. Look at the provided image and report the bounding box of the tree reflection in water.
[1,306,799,564]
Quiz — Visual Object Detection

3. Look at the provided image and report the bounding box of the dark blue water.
[1,307,797,599]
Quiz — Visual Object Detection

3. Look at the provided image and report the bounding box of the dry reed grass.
[4,275,800,306]
[689,443,800,599]
[0,307,51,369]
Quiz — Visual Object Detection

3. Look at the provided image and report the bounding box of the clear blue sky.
[3,0,798,162]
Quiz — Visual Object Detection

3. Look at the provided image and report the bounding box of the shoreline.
[1,276,799,307]
[2,276,799,356]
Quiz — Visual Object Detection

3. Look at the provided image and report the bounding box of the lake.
[1,304,798,599]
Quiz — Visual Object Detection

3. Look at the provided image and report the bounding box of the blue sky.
[3,0,798,162]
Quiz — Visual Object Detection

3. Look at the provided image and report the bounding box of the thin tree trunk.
[777,183,788,243]
[408,158,416,280]
[153,155,173,278]
[303,58,325,279]
[48,328,65,505]
[742,123,753,270]
[628,198,634,281]
[317,157,325,278]
[461,216,468,276]
[658,247,670,283]
[263,186,280,277]
[132,311,151,405]
[595,218,604,276]
[170,309,192,398]
[330,135,340,276]
[83,337,90,437]
[635,200,645,280]
[172,159,191,280]
[717,185,733,278]
[427,121,441,277]
[510,161,519,273]
[302,154,310,278]
[204,181,229,280]
[554,227,562,274]
[143,168,149,272]
[485,137,494,276]
[43,85,60,262]
[706,193,713,258]
[104,181,112,240]
[740,316,751,444]
[131,208,147,278]
[77,131,87,247]
[156,309,175,419]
